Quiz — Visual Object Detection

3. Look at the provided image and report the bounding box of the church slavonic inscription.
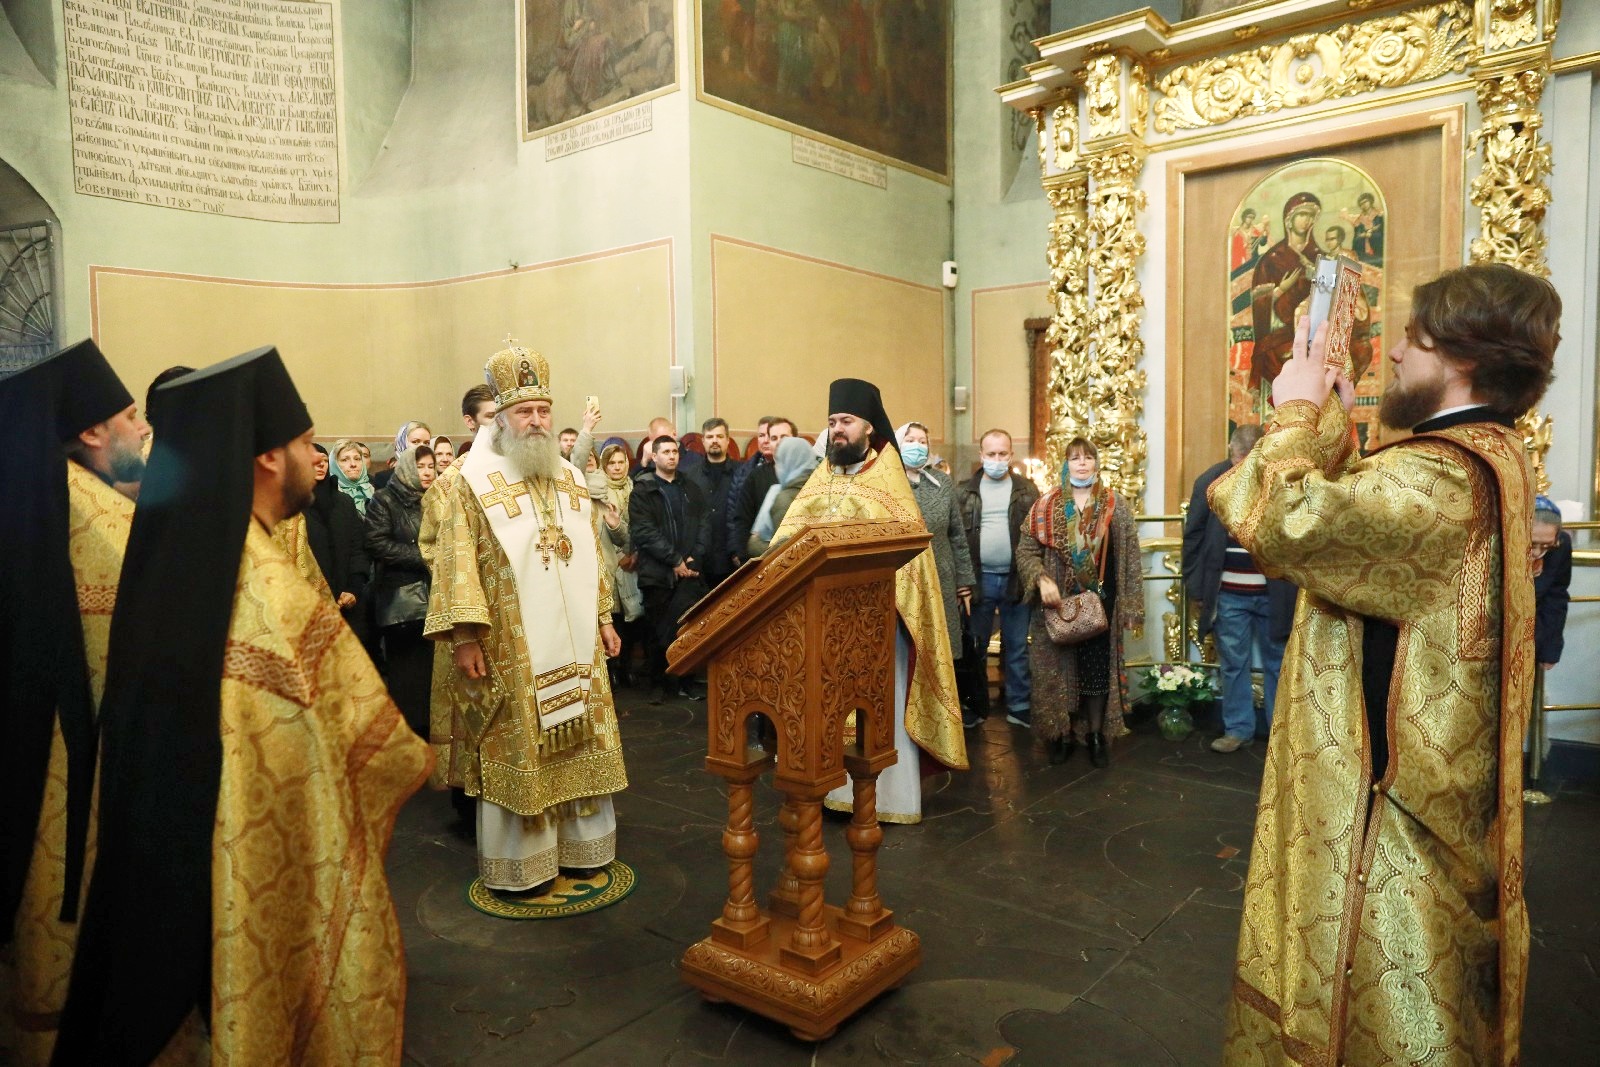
[65,0,340,223]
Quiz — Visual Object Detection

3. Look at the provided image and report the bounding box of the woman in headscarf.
[332,438,375,516]
[746,434,820,558]
[364,445,436,736]
[373,420,432,490]
[1016,437,1143,767]
[431,435,455,471]
[896,421,974,646]
[306,443,371,640]
[594,441,645,688]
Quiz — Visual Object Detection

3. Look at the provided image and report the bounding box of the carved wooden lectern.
[666,520,929,1041]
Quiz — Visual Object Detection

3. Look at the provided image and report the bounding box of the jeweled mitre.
[484,340,552,410]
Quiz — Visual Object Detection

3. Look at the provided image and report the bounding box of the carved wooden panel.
[819,582,896,767]
[711,598,807,763]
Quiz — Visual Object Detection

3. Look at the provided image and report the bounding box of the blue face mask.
[1068,474,1097,488]
[900,443,928,469]
[982,460,1010,480]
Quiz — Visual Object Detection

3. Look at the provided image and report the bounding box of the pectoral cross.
[481,471,531,518]
[552,469,585,511]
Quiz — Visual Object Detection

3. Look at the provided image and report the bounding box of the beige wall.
[92,241,676,439]
[710,236,947,441]
[970,282,1048,449]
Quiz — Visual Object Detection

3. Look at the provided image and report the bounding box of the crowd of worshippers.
[316,392,1150,760]
[320,395,1576,777]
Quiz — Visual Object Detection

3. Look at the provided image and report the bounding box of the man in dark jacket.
[726,416,796,569]
[1182,424,1296,752]
[684,417,740,589]
[630,436,712,700]
[958,429,1040,728]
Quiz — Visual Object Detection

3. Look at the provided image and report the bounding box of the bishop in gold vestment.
[425,342,627,891]
[1211,282,1547,1066]
[772,379,966,824]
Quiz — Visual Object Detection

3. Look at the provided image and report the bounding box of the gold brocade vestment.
[772,447,967,771]
[272,511,333,599]
[0,463,129,1067]
[1210,400,1535,1066]
[420,463,469,787]
[422,463,627,815]
[159,522,431,1064]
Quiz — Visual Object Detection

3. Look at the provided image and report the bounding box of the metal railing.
[1132,510,1206,668]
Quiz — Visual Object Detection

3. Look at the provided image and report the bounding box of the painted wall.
[1,0,958,448]
[1051,0,1180,33]
[0,0,695,440]
[952,0,1052,468]
[687,93,953,443]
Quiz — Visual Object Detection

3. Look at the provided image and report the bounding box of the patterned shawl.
[1028,482,1114,593]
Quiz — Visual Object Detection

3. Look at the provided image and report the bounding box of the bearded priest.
[769,378,968,824]
[426,340,628,895]
[0,341,145,1067]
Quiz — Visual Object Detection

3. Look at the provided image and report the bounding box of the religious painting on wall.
[697,0,951,180]
[520,0,679,139]
[1227,157,1387,449]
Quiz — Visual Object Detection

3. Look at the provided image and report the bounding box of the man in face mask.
[957,429,1039,729]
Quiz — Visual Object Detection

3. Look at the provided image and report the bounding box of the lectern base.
[680,906,921,1042]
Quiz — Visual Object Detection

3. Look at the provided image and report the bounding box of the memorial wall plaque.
[65,0,342,223]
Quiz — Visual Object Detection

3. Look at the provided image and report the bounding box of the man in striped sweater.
[1182,425,1297,752]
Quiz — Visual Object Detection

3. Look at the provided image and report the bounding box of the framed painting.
[1227,157,1388,450]
[696,0,951,181]
[1162,106,1465,511]
[519,0,680,140]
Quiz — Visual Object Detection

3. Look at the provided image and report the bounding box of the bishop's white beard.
[494,423,562,482]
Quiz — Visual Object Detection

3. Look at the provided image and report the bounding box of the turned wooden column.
[836,760,893,942]
[667,521,930,1040]
[711,763,770,950]
[778,793,841,974]
[767,799,801,918]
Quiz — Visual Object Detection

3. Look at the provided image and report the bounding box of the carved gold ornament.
[1043,175,1091,475]
[1152,2,1475,133]
[1468,68,1551,275]
[1085,142,1150,509]
[1517,411,1553,494]
[1468,48,1555,496]
[1052,96,1080,172]
[1086,54,1124,139]
[1479,0,1539,51]
[1129,62,1150,139]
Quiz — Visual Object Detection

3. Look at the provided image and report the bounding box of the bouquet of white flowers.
[1138,663,1219,709]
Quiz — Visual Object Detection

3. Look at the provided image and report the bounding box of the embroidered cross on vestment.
[481,471,531,518]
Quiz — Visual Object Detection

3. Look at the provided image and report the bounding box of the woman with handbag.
[365,445,436,736]
[1017,437,1144,767]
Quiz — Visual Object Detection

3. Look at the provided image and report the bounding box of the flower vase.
[1156,704,1195,742]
